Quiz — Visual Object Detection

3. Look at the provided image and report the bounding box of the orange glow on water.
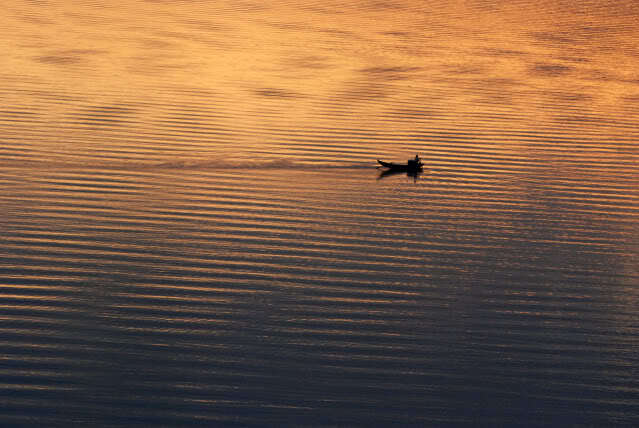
[1,1,637,161]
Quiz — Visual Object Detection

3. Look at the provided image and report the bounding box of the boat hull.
[377,159,423,172]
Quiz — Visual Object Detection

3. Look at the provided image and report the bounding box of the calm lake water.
[1,0,638,426]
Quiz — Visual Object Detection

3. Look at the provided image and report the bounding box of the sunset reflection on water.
[2,0,637,168]
[0,0,637,426]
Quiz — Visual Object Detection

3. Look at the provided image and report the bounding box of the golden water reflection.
[1,0,637,169]
[1,1,638,426]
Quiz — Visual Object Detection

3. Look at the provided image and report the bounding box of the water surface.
[1,0,638,426]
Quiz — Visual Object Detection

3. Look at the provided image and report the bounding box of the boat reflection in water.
[377,166,423,182]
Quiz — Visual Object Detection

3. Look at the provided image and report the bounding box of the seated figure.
[408,154,421,169]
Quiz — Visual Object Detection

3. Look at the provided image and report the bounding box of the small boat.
[377,158,423,172]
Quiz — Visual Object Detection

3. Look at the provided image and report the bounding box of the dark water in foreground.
[1,0,638,426]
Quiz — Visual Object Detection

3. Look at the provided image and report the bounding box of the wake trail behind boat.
[0,158,373,172]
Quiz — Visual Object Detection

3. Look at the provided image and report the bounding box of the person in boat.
[407,154,421,169]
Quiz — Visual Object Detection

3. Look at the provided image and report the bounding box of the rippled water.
[1,0,638,426]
